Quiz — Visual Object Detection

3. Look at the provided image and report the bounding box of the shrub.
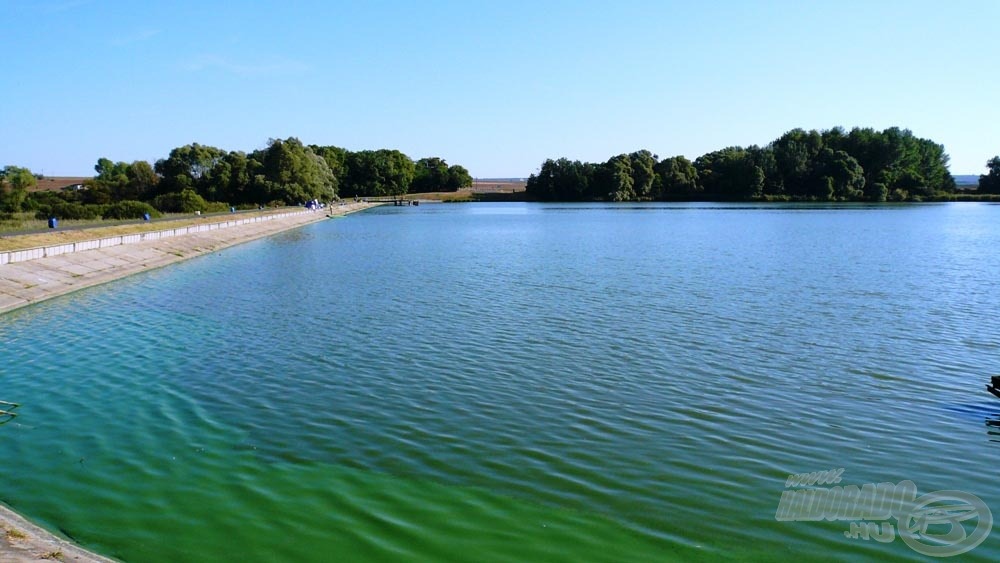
[34,202,103,220]
[102,200,161,220]
[202,200,231,213]
[152,189,230,214]
[889,189,909,202]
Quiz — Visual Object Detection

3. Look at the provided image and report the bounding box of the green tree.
[865,182,889,202]
[80,179,113,205]
[524,125,955,202]
[445,164,472,191]
[833,127,953,197]
[204,151,262,205]
[95,157,127,180]
[409,158,472,192]
[92,158,131,199]
[598,154,636,201]
[254,138,336,204]
[526,158,598,200]
[311,145,347,195]
[91,158,161,201]
[0,165,35,212]
[342,150,380,197]
[411,157,450,193]
[770,129,824,196]
[628,150,657,199]
[652,156,700,200]
[979,157,1000,194]
[154,143,226,197]
[343,149,414,197]
[126,160,159,201]
[695,147,759,200]
[380,149,416,197]
[812,148,865,200]
[836,127,897,191]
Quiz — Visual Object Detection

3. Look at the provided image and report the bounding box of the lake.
[2,202,999,561]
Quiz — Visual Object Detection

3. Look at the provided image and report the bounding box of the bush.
[152,189,229,214]
[865,183,888,203]
[889,189,909,202]
[102,200,161,220]
[33,202,103,220]
[202,200,231,213]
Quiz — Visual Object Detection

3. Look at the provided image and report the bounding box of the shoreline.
[0,203,377,316]
[0,202,377,561]
[0,503,118,563]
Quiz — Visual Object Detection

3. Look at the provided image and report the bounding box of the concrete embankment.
[0,503,118,563]
[0,203,375,316]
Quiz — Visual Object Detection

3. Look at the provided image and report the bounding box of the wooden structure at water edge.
[362,197,419,206]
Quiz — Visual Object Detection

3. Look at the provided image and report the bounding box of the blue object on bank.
[48,217,58,229]
[231,207,236,213]
[143,213,151,221]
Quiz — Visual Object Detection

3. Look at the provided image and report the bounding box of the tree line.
[527,127,995,202]
[980,157,1000,194]
[0,138,472,220]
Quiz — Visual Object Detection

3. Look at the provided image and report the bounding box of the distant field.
[953,174,980,187]
[398,179,528,202]
[470,179,526,193]
[29,176,90,192]
[402,180,528,202]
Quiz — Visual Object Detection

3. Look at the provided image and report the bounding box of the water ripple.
[2,203,1000,561]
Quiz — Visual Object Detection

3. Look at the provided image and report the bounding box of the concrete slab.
[0,293,27,311]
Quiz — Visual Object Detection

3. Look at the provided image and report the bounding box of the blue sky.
[2,0,998,177]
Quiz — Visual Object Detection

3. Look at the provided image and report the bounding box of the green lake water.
[2,202,1000,561]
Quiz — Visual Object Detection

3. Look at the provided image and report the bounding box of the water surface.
[2,202,999,561]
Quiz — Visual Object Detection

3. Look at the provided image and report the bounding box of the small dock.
[364,197,421,206]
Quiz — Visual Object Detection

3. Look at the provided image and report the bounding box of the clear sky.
[2,0,998,178]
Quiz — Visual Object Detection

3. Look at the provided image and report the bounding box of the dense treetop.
[1,139,473,220]
[4,129,999,223]
[527,127,965,202]
[146,138,471,205]
[979,157,1000,194]
[0,165,36,213]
